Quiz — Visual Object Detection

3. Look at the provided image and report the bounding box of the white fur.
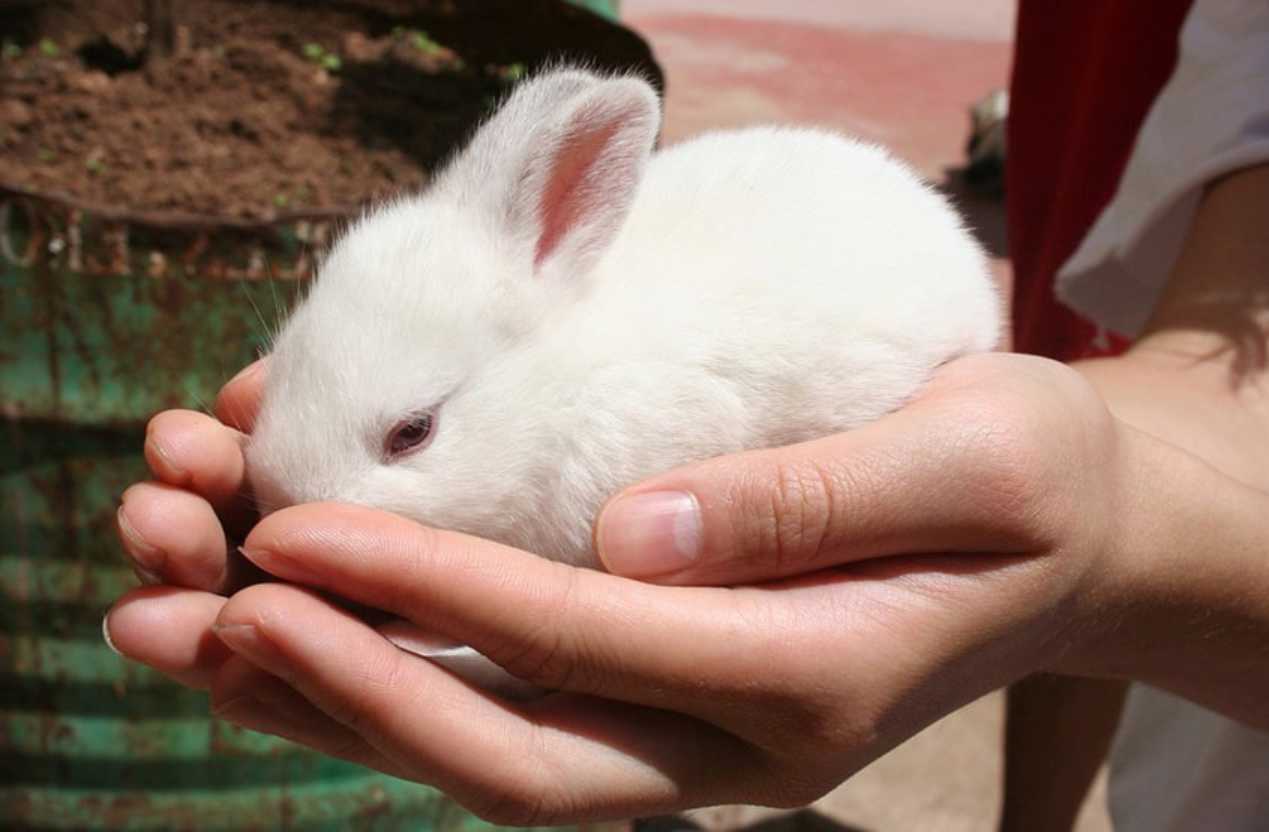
[248,67,1001,569]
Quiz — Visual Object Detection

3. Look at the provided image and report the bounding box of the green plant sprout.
[301,42,341,72]
[38,38,60,57]
[2,40,21,60]
[410,30,443,55]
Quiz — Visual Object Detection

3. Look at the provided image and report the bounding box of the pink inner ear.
[534,121,621,269]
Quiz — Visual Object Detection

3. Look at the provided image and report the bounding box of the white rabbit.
[246,67,999,693]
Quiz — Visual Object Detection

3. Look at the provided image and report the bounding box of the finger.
[594,382,1047,585]
[237,504,789,711]
[143,410,257,536]
[212,583,770,823]
[210,655,413,779]
[214,359,267,433]
[104,586,233,689]
[117,482,239,590]
[144,410,246,504]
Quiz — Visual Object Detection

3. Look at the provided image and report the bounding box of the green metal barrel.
[568,0,621,20]
[0,198,549,830]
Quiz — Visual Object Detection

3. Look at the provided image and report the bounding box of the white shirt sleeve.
[1054,0,1269,339]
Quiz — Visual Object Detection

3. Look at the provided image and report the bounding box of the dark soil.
[0,0,660,221]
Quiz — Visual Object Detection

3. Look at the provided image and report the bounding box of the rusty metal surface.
[1,194,325,425]
[0,193,550,829]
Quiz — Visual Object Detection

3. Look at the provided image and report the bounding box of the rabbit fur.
[246,67,1001,571]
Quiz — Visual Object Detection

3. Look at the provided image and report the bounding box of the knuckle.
[738,459,842,572]
[389,523,445,612]
[482,566,595,692]
[976,418,1046,510]
[957,364,1117,542]
[491,622,576,692]
[951,395,1054,533]
[476,725,578,826]
[323,645,407,735]
[466,767,563,828]
[363,640,411,695]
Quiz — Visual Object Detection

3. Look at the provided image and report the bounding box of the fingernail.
[239,545,321,586]
[132,564,163,586]
[143,432,187,482]
[212,695,267,726]
[214,696,302,739]
[102,612,121,656]
[212,622,277,666]
[597,491,702,577]
[117,505,165,576]
[227,361,264,388]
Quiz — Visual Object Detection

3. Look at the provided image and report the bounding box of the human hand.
[109,359,268,688]
[107,351,1170,823]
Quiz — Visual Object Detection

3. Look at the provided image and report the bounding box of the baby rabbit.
[246,67,999,579]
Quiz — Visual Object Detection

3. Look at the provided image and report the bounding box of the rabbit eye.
[385,413,435,460]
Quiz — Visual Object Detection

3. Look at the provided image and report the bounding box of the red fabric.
[1007,0,1196,361]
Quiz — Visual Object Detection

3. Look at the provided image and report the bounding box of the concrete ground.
[616,3,1111,830]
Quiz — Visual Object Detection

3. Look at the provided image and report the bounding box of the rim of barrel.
[0,180,359,232]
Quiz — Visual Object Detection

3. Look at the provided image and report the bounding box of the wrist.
[1073,346,1269,493]
[1049,163,1269,725]
[1059,416,1269,727]
[1043,414,1165,679]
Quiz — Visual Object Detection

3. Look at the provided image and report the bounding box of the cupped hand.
[109,360,266,686]
[106,352,1155,823]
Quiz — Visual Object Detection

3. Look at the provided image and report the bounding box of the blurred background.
[0,1,1100,830]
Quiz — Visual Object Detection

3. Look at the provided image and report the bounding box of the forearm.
[1079,420,1267,727]
[1061,164,1269,726]
[1072,347,1269,724]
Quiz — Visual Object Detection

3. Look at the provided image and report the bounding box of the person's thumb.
[594,406,1026,586]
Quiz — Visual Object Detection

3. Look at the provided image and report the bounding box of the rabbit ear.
[511,78,660,278]
[454,69,606,172]
[439,70,660,281]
